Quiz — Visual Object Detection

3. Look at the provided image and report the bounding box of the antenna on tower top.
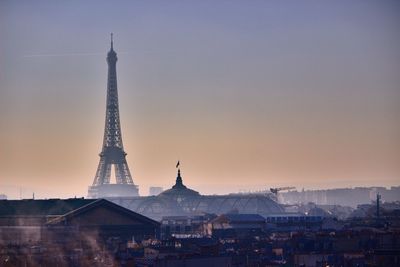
[111,33,114,49]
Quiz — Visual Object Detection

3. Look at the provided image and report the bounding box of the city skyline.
[1,0,399,199]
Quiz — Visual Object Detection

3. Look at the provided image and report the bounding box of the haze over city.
[1,0,399,199]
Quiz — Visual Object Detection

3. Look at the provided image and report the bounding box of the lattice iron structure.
[88,35,138,198]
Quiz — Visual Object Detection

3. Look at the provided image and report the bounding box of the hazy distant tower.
[88,34,139,198]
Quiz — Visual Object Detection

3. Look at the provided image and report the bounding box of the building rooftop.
[0,198,96,216]
[213,214,266,223]
[160,169,200,198]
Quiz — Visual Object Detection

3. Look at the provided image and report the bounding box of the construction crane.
[269,187,296,203]
[270,187,296,195]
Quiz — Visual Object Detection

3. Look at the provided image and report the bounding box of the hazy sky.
[0,0,399,199]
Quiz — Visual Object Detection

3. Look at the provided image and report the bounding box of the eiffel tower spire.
[88,35,138,198]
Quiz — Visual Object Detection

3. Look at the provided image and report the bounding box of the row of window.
[266,216,323,223]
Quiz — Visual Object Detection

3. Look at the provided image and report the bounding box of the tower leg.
[93,157,111,185]
[115,160,134,184]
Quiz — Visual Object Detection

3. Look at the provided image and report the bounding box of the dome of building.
[113,166,284,220]
[159,169,200,202]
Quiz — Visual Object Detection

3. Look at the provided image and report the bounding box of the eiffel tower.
[88,34,139,198]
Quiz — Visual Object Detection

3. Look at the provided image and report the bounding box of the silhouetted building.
[207,214,266,238]
[110,168,284,220]
[265,213,324,231]
[160,214,216,239]
[280,186,400,207]
[0,198,159,245]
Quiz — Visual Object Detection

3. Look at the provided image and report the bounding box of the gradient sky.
[0,0,399,199]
